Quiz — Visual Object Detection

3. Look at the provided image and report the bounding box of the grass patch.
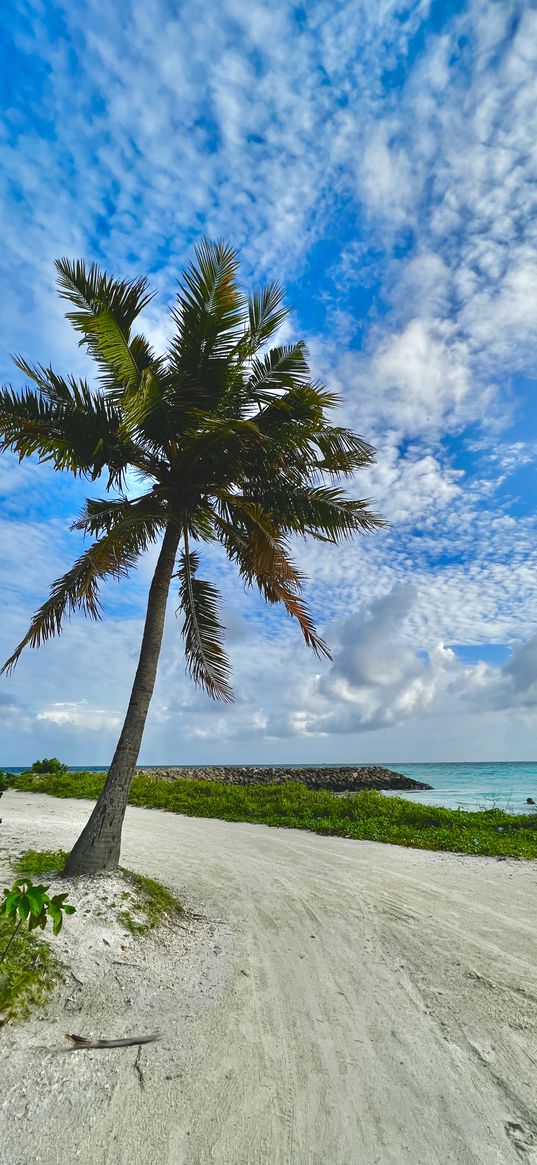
[10,770,537,859]
[12,848,182,937]
[117,871,183,935]
[14,849,68,878]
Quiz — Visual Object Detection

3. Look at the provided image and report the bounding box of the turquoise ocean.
[383,762,537,814]
[3,761,537,814]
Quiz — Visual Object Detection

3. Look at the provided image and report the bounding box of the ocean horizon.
[3,760,537,815]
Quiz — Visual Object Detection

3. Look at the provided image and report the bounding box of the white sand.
[1,789,536,1165]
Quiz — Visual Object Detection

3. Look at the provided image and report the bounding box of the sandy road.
[1,790,537,1165]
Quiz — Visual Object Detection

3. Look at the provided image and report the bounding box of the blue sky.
[1,0,537,765]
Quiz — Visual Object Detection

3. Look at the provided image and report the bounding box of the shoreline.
[6,774,537,857]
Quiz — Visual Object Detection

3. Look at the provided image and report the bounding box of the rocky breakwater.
[135,765,432,792]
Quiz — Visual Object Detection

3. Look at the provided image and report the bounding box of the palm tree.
[0,240,384,875]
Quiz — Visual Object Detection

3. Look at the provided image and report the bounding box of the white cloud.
[359,127,416,228]
[361,318,478,439]
[361,446,462,525]
[0,0,449,380]
[37,700,122,731]
[315,586,453,733]
[459,636,537,715]
[147,584,537,752]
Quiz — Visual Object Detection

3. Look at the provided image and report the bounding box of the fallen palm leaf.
[65,1031,160,1049]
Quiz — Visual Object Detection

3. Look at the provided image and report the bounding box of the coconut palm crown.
[0,240,384,874]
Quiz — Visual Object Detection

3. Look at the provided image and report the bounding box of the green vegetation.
[14,849,182,937]
[11,770,537,859]
[0,875,75,1021]
[16,771,105,798]
[15,849,71,878]
[31,758,68,775]
[0,909,55,1020]
[117,872,183,935]
[1,879,75,944]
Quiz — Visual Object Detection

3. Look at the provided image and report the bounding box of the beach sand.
[1,790,536,1164]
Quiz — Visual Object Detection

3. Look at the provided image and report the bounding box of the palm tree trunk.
[62,523,181,876]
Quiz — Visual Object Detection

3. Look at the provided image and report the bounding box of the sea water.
[2,761,537,815]
[381,762,537,814]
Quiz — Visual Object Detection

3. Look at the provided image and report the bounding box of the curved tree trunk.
[62,523,181,876]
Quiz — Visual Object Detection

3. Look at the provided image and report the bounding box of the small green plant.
[31,757,68,775]
[0,879,76,960]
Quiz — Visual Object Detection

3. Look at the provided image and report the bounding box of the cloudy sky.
[1,0,537,766]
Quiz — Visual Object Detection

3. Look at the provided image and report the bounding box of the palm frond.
[212,495,294,573]
[12,358,82,405]
[255,380,341,427]
[124,447,172,485]
[269,581,331,659]
[215,284,290,419]
[167,239,245,408]
[55,259,154,339]
[118,366,167,440]
[2,518,161,675]
[181,415,264,487]
[185,507,217,543]
[82,310,142,390]
[0,379,133,486]
[71,492,169,538]
[179,238,244,351]
[176,542,232,701]
[55,260,158,405]
[234,389,361,493]
[236,283,289,357]
[212,501,331,659]
[251,485,386,541]
[314,426,376,476]
[246,343,311,403]
[0,385,55,458]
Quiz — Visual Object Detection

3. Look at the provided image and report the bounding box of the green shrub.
[0,917,54,1019]
[31,758,69,775]
[0,878,75,1020]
